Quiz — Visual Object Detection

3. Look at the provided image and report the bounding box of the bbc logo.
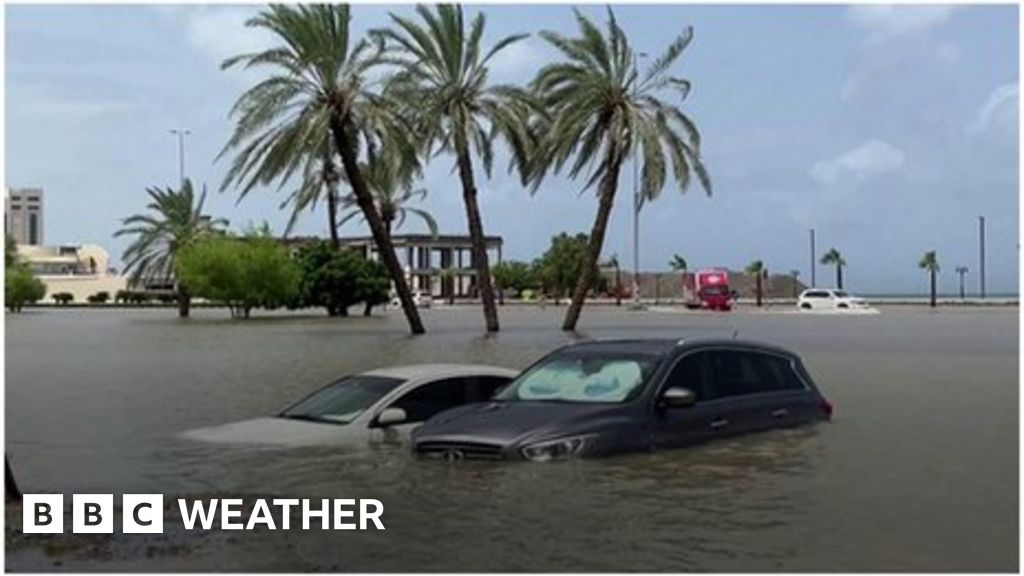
[23,494,163,534]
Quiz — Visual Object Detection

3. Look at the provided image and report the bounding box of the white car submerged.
[797,289,871,311]
[181,364,517,447]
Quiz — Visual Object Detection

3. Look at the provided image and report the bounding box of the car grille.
[416,441,506,460]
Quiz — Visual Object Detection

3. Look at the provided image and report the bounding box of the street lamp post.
[977,215,986,298]
[170,128,191,186]
[809,228,816,288]
[955,266,969,300]
[630,52,648,309]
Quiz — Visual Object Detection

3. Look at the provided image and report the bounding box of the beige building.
[16,243,126,302]
[5,187,44,246]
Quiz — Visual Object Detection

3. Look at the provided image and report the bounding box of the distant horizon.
[5,4,1019,295]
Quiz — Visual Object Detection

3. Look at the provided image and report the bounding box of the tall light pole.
[809,228,817,288]
[630,51,648,309]
[170,128,191,187]
[977,215,986,298]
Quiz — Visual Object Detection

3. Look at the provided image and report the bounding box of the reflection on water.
[5,306,1018,571]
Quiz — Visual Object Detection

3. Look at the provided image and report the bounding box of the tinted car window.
[805,291,829,298]
[389,378,469,423]
[663,352,721,401]
[474,376,513,400]
[706,351,805,396]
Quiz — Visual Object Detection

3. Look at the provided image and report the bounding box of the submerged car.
[412,339,832,461]
[797,288,870,311]
[181,364,516,447]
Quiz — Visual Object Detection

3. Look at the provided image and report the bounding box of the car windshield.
[280,375,403,425]
[495,352,657,403]
[700,285,730,296]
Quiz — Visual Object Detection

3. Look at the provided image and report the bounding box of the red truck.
[681,268,734,311]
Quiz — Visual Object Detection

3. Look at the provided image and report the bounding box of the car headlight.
[520,434,597,462]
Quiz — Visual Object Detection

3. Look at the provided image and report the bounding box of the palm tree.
[114,179,228,318]
[439,267,459,305]
[820,248,846,289]
[337,149,438,239]
[669,254,688,272]
[745,260,765,307]
[218,4,425,335]
[955,265,969,300]
[790,269,801,299]
[529,9,711,331]
[272,135,344,247]
[919,250,940,308]
[373,4,534,333]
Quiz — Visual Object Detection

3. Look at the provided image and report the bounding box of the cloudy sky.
[5,3,1019,294]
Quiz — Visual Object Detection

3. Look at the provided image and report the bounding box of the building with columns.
[339,234,503,299]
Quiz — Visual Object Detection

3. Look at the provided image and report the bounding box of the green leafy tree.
[6,264,45,312]
[536,233,590,304]
[492,260,538,303]
[669,254,688,272]
[114,179,228,318]
[374,4,536,333]
[919,250,940,308]
[5,235,17,267]
[529,9,711,330]
[745,260,766,308]
[820,248,846,290]
[176,233,299,319]
[219,4,425,335]
[356,259,391,316]
[294,240,368,317]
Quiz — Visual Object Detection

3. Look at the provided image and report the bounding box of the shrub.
[86,291,110,304]
[293,241,366,317]
[52,292,75,305]
[6,265,46,312]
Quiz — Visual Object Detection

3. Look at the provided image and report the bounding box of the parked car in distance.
[412,339,832,461]
[797,288,870,311]
[391,290,433,309]
[181,364,517,447]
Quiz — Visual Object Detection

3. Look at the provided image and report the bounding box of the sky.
[5,3,1019,295]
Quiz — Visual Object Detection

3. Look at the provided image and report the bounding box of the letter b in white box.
[122,494,163,533]
[72,494,113,533]
[23,494,64,533]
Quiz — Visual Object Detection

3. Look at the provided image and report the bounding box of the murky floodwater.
[5,305,1018,571]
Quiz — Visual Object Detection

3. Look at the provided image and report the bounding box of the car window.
[663,352,721,401]
[387,377,471,424]
[474,376,513,400]
[280,376,404,425]
[706,350,805,396]
[496,352,657,403]
[805,291,829,298]
[833,290,849,298]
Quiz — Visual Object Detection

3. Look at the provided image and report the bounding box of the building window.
[28,213,38,245]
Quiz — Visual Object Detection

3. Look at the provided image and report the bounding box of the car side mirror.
[375,407,407,427]
[660,386,697,409]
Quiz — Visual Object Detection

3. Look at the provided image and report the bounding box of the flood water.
[5,305,1018,571]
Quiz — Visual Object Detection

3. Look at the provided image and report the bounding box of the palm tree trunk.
[836,265,844,290]
[454,136,500,333]
[324,155,341,250]
[6,456,21,503]
[756,274,763,307]
[330,116,424,335]
[930,270,937,308]
[615,266,622,306]
[563,150,625,331]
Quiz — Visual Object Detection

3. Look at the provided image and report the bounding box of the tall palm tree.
[529,9,711,331]
[605,254,622,306]
[669,254,688,272]
[272,135,344,247]
[919,250,940,308]
[745,260,765,308]
[218,4,425,334]
[114,179,228,318]
[820,248,846,289]
[337,149,439,238]
[373,4,535,333]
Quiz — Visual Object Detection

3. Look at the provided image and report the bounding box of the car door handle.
[710,418,729,429]
[771,408,789,419]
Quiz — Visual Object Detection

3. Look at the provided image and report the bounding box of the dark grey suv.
[412,338,832,461]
